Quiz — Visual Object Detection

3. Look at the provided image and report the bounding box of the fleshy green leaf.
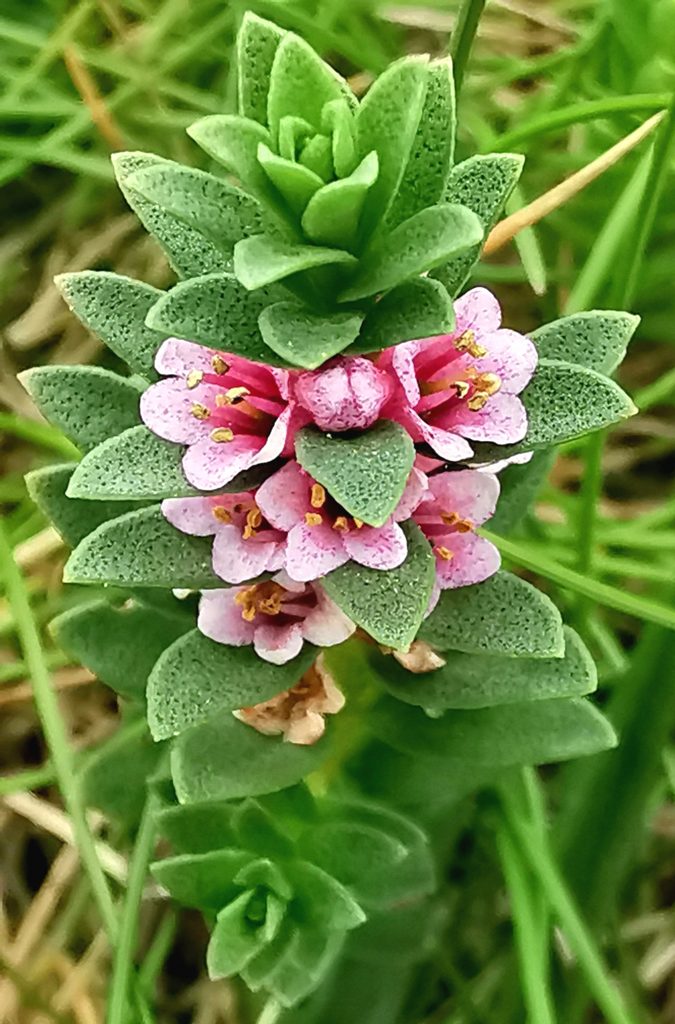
[349,277,454,354]
[323,522,435,650]
[299,133,333,180]
[267,33,356,138]
[419,570,565,657]
[373,625,596,711]
[531,311,640,375]
[473,359,637,462]
[112,152,231,278]
[295,421,414,527]
[52,598,190,702]
[67,425,277,502]
[249,925,343,1007]
[370,694,617,765]
[237,12,286,124]
[25,464,141,549]
[171,710,330,802]
[147,629,316,740]
[286,860,365,930]
[324,98,357,178]
[232,803,295,862]
[19,366,141,453]
[258,302,364,369]
[54,272,164,379]
[63,505,223,589]
[432,153,524,296]
[355,56,429,237]
[208,892,285,979]
[156,802,237,855]
[145,272,288,364]
[153,850,254,910]
[385,58,455,230]
[301,151,379,250]
[81,718,165,827]
[234,235,356,291]
[258,143,324,215]
[339,203,483,302]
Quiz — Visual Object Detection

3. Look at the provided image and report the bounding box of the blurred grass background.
[0,1,674,1021]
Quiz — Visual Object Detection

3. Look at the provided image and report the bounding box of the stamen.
[186,369,204,389]
[477,371,501,396]
[191,403,210,420]
[332,516,350,532]
[440,511,473,533]
[467,393,489,411]
[235,582,286,622]
[210,427,234,442]
[436,545,454,561]
[212,506,232,524]
[221,386,251,405]
[211,355,229,375]
[455,329,487,358]
[353,518,364,529]
[454,380,471,399]
[310,484,326,509]
[243,507,262,539]
[305,512,323,526]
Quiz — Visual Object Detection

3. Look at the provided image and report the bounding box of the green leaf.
[112,152,232,278]
[63,505,223,589]
[232,802,294,862]
[286,860,365,930]
[171,710,330,802]
[25,464,141,549]
[145,272,288,365]
[419,570,564,657]
[373,626,596,711]
[252,926,343,1007]
[258,143,323,215]
[350,277,454,354]
[267,33,356,138]
[385,58,455,230]
[323,522,435,651]
[370,695,617,766]
[339,203,483,302]
[355,56,429,237]
[324,98,357,178]
[80,718,165,828]
[531,311,640,375]
[208,892,284,979]
[147,629,316,740]
[347,898,446,966]
[432,153,524,296]
[19,366,141,453]
[67,425,275,502]
[237,12,286,124]
[54,272,164,379]
[153,849,254,910]
[156,801,237,855]
[295,421,414,527]
[125,163,268,254]
[301,151,379,250]
[234,234,356,291]
[473,359,637,462]
[258,302,364,369]
[52,598,190,702]
[299,133,334,180]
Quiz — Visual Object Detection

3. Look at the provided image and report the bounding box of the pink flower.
[198,572,355,665]
[233,653,344,745]
[140,338,306,490]
[254,461,428,582]
[378,287,537,461]
[294,356,393,432]
[161,491,285,584]
[413,469,501,601]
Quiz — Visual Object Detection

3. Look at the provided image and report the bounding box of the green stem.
[257,997,283,1024]
[0,762,57,796]
[0,520,119,942]
[450,0,487,98]
[574,429,605,625]
[138,909,178,995]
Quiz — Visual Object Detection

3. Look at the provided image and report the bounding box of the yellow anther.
[305,512,323,526]
[436,545,454,561]
[223,386,250,405]
[332,516,350,532]
[212,506,232,524]
[211,355,229,375]
[210,427,234,442]
[186,369,204,389]
[467,393,489,411]
[440,511,473,533]
[310,483,326,509]
[353,518,364,529]
[235,582,285,621]
[455,329,487,358]
[191,403,210,420]
[454,380,471,399]
[243,507,263,539]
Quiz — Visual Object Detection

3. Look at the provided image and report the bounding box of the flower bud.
[294,356,393,432]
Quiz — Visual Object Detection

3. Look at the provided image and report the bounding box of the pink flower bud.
[294,356,393,432]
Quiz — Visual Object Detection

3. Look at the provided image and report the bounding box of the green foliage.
[531,310,640,375]
[258,302,364,368]
[234,235,356,290]
[295,421,414,527]
[349,278,454,354]
[80,717,166,829]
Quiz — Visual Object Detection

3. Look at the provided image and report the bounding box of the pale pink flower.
[161,491,285,584]
[198,571,355,665]
[293,356,393,432]
[140,338,307,490]
[378,287,537,461]
[233,653,344,745]
[254,461,428,582]
[413,469,501,605]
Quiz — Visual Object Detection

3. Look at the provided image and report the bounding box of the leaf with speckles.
[258,303,364,369]
[531,311,640,375]
[350,277,454,354]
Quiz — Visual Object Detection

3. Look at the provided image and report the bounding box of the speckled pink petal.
[410,409,474,461]
[453,287,501,337]
[211,525,281,584]
[436,393,527,444]
[295,357,393,432]
[428,469,500,525]
[182,434,261,490]
[475,328,537,393]
[394,467,428,521]
[435,532,501,589]
[154,337,219,377]
[253,622,304,664]
[161,496,220,537]
[256,461,310,531]
[140,378,220,444]
[342,520,408,570]
[198,589,255,646]
[285,522,349,582]
[389,341,422,405]
[302,589,355,647]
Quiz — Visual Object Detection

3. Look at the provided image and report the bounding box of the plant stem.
[257,997,283,1024]
[450,0,487,98]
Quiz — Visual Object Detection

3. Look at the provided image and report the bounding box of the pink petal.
[285,522,350,582]
[428,469,500,525]
[389,342,421,405]
[140,378,220,445]
[182,434,261,490]
[295,358,392,431]
[435,533,501,589]
[409,409,474,461]
[253,622,304,665]
[212,525,281,584]
[273,570,307,594]
[437,393,528,444]
[155,337,219,377]
[342,520,408,570]
[198,589,255,646]
[394,467,428,521]
[453,287,501,336]
[252,405,295,464]
[475,328,537,393]
[256,461,310,531]
[161,496,219,536]
[301,589,355,647]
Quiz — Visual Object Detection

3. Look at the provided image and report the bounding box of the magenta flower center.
[414,505,475,561]
[186,355,286,444]
[302,482,365,533]
[234,580,317,624]
[210,497,284,545]
[415,330,502,415]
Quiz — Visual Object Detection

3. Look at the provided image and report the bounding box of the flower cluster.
[141,287,536,738]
